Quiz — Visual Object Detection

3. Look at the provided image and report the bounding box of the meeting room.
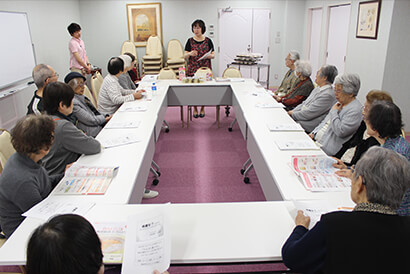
[0,0,409,273]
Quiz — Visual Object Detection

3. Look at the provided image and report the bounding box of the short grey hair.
[295,60,312,77]
[32,64,53,89]
[320,65,338,84]
[334,73,360,96]
[354,146,410,209]
[288,50,300,61]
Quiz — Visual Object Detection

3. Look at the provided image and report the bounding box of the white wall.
[79,0,306,86]
[382,0,410,131]
[0,0,81,130]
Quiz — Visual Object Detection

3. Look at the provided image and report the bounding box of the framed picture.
[126,3,162,47]
[356,0,381,39]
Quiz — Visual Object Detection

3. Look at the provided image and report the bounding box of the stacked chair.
[91,71,104,105]
[142,36,163,75]
[0,129,15,174]
[121,40,139,79]
[166,39,185,76]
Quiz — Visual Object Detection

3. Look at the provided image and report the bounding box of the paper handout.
[121,205,171,274]
[197,50,212,61]
[290,155,351,192]
[100,135,141,148]
[94,222,127,264]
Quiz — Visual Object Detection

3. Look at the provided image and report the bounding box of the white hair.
[288,50,300,61]
[119,55,132,70]
[295,60,312,77]
[334,73,361,96]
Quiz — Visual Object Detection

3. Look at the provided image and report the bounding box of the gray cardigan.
[72,94,105,137]
[312,99,363,156]
[291,85,337,133]
[42,114,101,175]
[0,153,63,237]
[118,73,137,90]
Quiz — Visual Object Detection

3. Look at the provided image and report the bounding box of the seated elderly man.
[273,60,314,110]
[309,73,363,156]
[288,65,338,133]
[275,50,300,97]
[27,64,59,115]
[65,72,111,137]
[282,147,410,273]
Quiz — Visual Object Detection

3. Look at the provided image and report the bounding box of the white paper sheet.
[275,140,319,150]
[292,200,336,229]
[266,123,304,131]
[197,50,212,61]
[121,205,171,274]
[105,121,141,129]
[94,222,127,264]
[101,135,141,148]
[22,197,95,220]
[118,103,148,112]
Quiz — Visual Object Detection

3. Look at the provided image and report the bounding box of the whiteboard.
[0,11,36,89]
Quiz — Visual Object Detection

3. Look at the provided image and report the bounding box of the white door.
[219,9,252,77]
[326,4,351,74]
[219,8,270,82]
[308,8,323,76]
[252,9,271,83]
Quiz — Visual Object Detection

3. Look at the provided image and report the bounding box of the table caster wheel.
[240,169,245,175]
[153,179,159,185]
[244,177,250,184]
[228,127,232,132]
[165,128,170,133]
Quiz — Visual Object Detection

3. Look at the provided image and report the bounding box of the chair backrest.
[83,85,97,108]
[91,72,103,103]
[121,40,137,59]
[194,67,213,78]
[0,129,15,173]
[146,36,163,57]
[158,68,177,80]
[222,67,242,78]
[167,39,184,60]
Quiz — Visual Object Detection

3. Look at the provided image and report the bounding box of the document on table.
[119,103,148,112]
[94,222,127,264]
[255,101,284,108]
[266,123,304,131]
[22,197,95,220]
[197,49,212,61]
[105,120,141,129]
[292,200,336,229]
[290,155,351,192]
[121,205,171,274]
[101,135,141,148]
[275,140,319,150]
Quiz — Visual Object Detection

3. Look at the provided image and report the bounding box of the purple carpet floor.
[142,106,266,204]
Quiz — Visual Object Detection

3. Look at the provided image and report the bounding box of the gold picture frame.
[356,0,381,39]
[126,3,162,47]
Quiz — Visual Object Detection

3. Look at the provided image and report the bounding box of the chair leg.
[216,106,220,128]
[180,106,184,128]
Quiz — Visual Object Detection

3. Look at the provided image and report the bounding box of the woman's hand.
[332,102,343,111]
[153,270,169,274]
[308,133,314,139]
[273,94,281,102]
[332,157,347,170]
[105,115,112,123]
[133,89,143,99]
[295,210,310,229]
[190,50,198,57]
[335,168,353,179]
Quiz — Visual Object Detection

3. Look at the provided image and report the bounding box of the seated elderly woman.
[333,90,393,169]
[282,147,410,273]
[288,65,338,133]
[27,214,169,274]
[309,73,363,156]
[41,82,101,175]
[65,72,111,137]
[118,53,138,90]
[0,115,63,237]
[98,57,143,115]
[275,50,300,97]
[364,100,409,160]
[274,60,314,109]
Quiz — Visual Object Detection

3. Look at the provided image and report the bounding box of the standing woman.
[184,19,215,118]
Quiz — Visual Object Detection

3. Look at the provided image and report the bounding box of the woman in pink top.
[67,23,91,75]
